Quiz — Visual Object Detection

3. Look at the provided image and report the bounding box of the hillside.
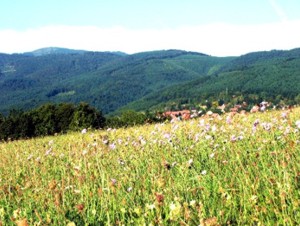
[122,48,300,112]
[0,47,300,115]
[1,107,300,224]
[0,49,231,114]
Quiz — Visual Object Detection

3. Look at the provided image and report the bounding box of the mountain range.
[0,47,299,115]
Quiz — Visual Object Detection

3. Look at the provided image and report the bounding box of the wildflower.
[64,185,74,190]
[205,135,212,140]
[237,135,244,140]
[118,158,125,165]
[188,158,193,166]
[209,153,215,158]
[74,165,80,171]
[169,202,182,220]
[281,112,288,119]
[189,200,196,207]
[81,128,87,134]
[226,116,232,124]
[261,122,272,131]
[163,133,171,140]
[201,170,207,175]
[27,154,33,161]
[199,119,205,127]
[155,193,164,204]
[117,139,123,145]
[45,148,52,156]
[111,178,117,186]
[109,143,116,150]
[206,111,213,116]
[48,140,54,145]
[102,139,109,145]
[253,119,260,127]
[296,120,300,129]
[74,189,81,194]
[35,157,41,163]
[230,135,237,142]
[211,125,217,132]
[82,150,88,156]
[146,203,155,210]
[205,124,210,131]
[141,139,147,146]
[127,187,133,192]
[13,209,21,219]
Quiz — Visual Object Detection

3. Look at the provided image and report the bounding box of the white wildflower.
[146,203,156,210]
[189,200,196,207]
[48,140,54,145]
[296,120,300,129]
[27,154,33,161]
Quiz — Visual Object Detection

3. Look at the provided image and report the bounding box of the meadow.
[0,107,300,225]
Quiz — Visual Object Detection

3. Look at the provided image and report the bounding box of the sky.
[1,0,300,56]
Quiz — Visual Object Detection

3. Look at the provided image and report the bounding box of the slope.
[121,48,300,111]
[0,49,231,114]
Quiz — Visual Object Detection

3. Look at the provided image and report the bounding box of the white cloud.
[1,21,300,56]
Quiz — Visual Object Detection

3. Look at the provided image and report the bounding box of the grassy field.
[0,107,300,225]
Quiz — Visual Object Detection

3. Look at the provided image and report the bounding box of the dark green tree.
[55,103,75,132]
[30,103,57,136]
[70,102,105,130]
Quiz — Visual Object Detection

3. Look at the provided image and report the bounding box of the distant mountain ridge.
[23,47,87,56]
[0,47,299,115]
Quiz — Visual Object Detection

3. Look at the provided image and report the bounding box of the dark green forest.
[0,102,162,141]
[0,103,105,140]
[0,47,299,117]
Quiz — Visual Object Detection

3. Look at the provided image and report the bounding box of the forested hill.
[121,48,300,112]
[0,47,299,115]
[0,48,232,114]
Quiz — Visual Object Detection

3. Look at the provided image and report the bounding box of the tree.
[55,103,75,132]
[70,102,105,130]
[30,103,57,136]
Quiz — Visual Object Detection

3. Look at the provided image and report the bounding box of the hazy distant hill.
[0,47,299,115]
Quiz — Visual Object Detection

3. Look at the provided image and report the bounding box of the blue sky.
[1,0,300,56]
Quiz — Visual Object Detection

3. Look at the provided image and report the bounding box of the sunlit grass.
[0,108,299,225]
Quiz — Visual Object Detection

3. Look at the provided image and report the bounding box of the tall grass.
[0,108,299,225]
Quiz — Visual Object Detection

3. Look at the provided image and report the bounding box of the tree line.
[0,103,105,141]
[0,103,163,141]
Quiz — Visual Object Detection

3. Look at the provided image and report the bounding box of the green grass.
[0,108,300,225]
